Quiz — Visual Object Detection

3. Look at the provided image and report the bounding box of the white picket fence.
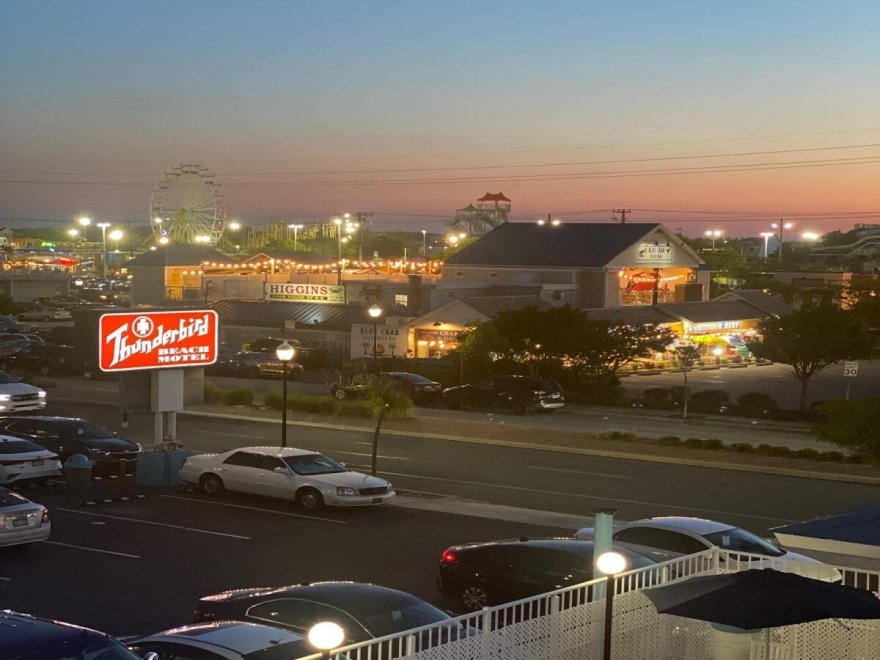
[298,549,880,660]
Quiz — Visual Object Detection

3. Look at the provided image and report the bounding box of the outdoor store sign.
[636,242,674,263]
[99,310,219,372]
[350,323,402,359]
[265,282,345,304]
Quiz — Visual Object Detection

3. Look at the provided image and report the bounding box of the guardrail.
[296,549,880,659]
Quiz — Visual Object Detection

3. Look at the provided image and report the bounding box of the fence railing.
[296,549,880,660]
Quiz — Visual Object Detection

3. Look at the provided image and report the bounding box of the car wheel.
[296,487,324,511]
[461,584,490,611]
[446,396,463,410]
[334,388,347,400]
[200,474,225,496]
[511,399,529,415]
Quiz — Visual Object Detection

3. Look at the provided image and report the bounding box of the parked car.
[0,333,45,344]
[128,621,312,660]
[0,343,80,375]
[0,610,139,659]
[226,351,305,379]
[330,372,374,399]
[0,372,47,414]
[442,375,565,415]
[0,435,62,485]
[573,517,841,581]
[0,416,141,473]
[0,488,51,547]
[382,372,443,402]
[437,537,655,611]
[193,581,458,646]
[178,446,395,510]
[0,315,36,333]
[17,307,73,322]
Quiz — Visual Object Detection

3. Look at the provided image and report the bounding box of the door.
[219,451,262,494]
[254,454,295,499]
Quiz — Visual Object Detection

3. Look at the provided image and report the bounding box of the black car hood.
[75,436,139,451]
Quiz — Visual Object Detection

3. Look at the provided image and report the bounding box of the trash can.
[63,454,94,490]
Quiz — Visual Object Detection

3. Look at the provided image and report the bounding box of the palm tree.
[364,377,414,476]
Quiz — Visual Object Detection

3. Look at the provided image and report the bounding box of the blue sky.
[1,0,878,236]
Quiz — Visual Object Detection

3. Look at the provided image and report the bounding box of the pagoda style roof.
[477,192,511,202]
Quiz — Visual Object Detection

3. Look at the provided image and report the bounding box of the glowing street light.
[108,229,124,252]
[275,341,296,448]
[288,223,303,251]
[158,236,170,246]
[67,228,80,239]
[308,621,345,659]
[596,551,628,660]
[228,221,241,231]
[801,231,820,241]
[704,229,723,250]
[421,229,427,257]
[760,232,775,260]
[368,304,383,373]
[97,222,111,277]
[78,216,92,241]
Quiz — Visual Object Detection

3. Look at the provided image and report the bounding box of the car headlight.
[0,394,10,401]
[37,391,47,398]
[336,486,358,496]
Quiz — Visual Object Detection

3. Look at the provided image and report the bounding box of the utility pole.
[611,209,630,224]
[355,211,373,261]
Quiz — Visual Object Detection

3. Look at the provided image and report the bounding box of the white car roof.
[631,517,733,535]
[224,446,321,458]
[146,621,304,653]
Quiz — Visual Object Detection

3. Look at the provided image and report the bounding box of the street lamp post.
[289,224,303,251]
[368,304,382,373]
[759,232,775,260]
[97,222,111,277]
[275,342,296,447]
[771,220,793,261]
[421,229,427,257]
[704,229,722,250]
[596,551,628,660]
[78,216,92,242]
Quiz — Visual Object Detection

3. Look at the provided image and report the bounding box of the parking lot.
[1,478,575,636]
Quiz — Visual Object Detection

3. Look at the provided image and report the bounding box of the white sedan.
[179,446,395,510]
[574,516,840,582]
[0,436,62,485]
[0,487,50,547]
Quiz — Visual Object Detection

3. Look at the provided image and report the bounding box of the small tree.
[674,345,701,419]
[364,377,414,476]
[812,399,880,461]
[750,307,872,411]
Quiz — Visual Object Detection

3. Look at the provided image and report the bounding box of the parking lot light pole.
[368,304,382,373]
[275,342,295,447]
[96,222,111,277]
[596,551,627,660]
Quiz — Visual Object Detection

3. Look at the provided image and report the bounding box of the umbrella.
[644,569,880,630]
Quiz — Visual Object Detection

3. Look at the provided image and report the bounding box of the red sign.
[99,310,219,372]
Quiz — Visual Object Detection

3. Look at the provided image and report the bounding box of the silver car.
[574,516,840,581]
[129,621,312,659]
[0,487,50,547]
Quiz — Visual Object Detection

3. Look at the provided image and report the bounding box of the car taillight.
[41,508,49,524]
[0,459,25,466]
[441,550,458,564]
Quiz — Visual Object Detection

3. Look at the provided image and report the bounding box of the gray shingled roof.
[445,222,662,268]
[127,244,229,267]
[463,295,553,317]
[212,300,372,330]
[714,290,793,318]
[583,306,677,324]
[243,250,326,263]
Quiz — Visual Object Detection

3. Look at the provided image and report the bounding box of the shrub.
[657,435,681,445]
[688,389,731,414]
[730,443,754,453]
[737,391,778,417]
[643,388,670,402]
[818,451,845,463]
[701,438,724,450]
[570,375,626,405]
[289,395,338,415]
[336,399,371,417]
[684,437,705,448]
[224,388,254,406]
[794,448,819,460]
[264,390,283,410]
[204,381,225,404]
[598,430,638,442]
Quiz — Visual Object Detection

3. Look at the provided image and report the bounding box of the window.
[285,453,346,475]
[223,452,260,468]
[614,527,706,554]
[247,599,367,640]
[258,455,286,472]
[394,293,408,307]
[455,271,464,277]
[0,439,45,454]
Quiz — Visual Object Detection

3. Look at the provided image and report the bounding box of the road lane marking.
[340,448,416,461]
[160,495,346,524]
[45,541,141,559]
[376,471,797,524]
[0,576,10,581]
[528,466,627,479]
[57,508,252,539]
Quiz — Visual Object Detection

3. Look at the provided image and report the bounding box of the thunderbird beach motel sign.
[98,310,219,372]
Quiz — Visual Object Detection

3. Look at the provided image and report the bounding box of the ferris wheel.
[150,163,226,245]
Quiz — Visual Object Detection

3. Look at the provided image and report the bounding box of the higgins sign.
[265,283,345,304]
[99,310,219,372]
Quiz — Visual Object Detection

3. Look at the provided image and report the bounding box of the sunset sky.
[1,0,878,238]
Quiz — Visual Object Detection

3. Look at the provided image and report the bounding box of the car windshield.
[65,422,117,441]
[397,373,432,384]
[357,602,450,638]
[536,378,561,392]
[285,453,347,475]
[0,372,20,384]
[702,527,784,557]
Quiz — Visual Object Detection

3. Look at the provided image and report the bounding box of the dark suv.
[0,416,141,473]
[442,376,564,414]
[0,610,139,659]
[437,537,655,611]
